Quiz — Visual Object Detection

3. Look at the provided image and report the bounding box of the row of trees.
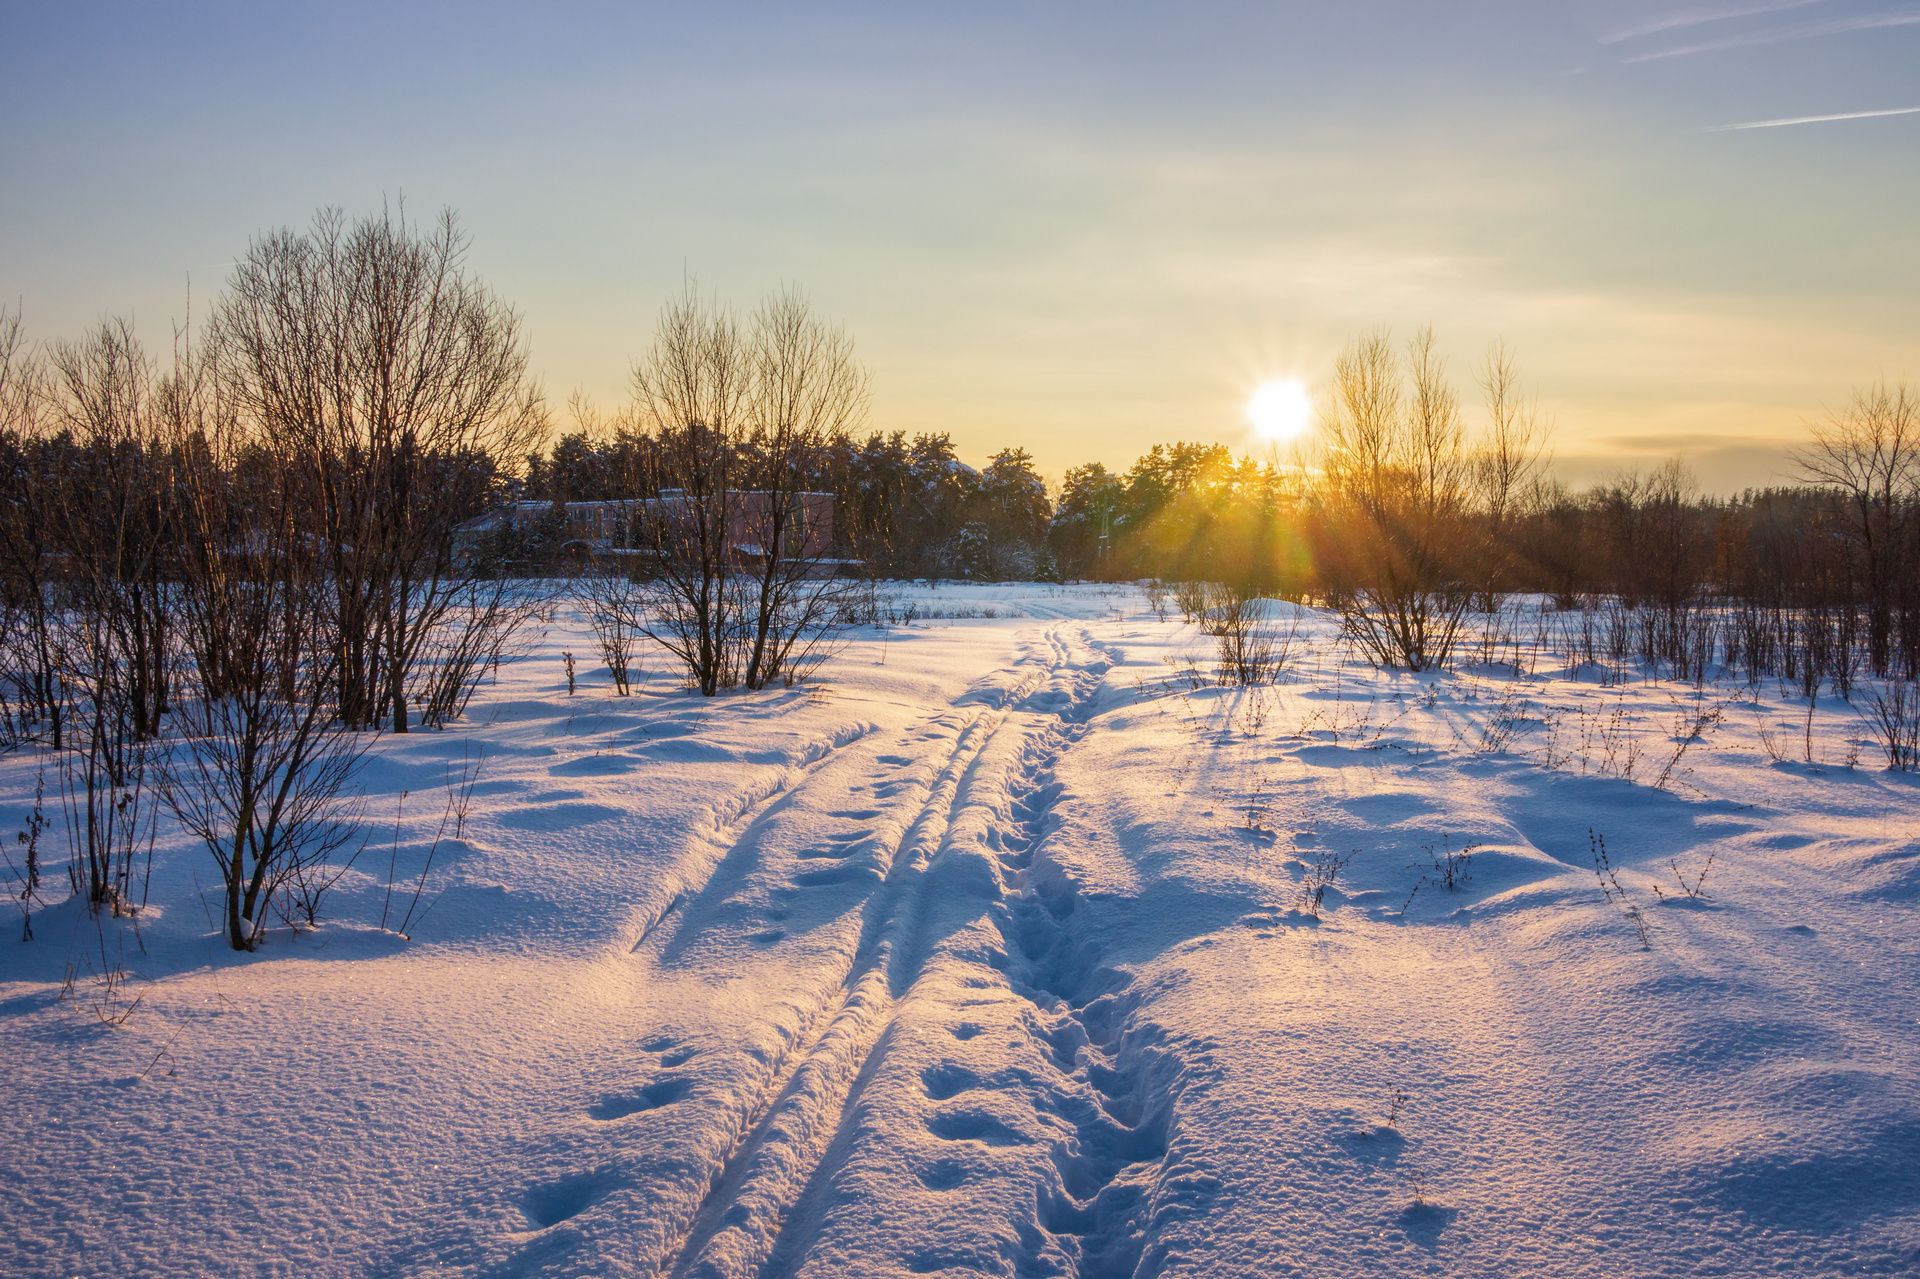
[523,424,1052,581]
[526,324,1918,684]
[0,209,548,947]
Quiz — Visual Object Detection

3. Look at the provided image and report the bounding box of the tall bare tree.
[1797,382,1918,676]
[629,287,751,696]
[739,289,866,689]
[1472,341,1548,609]
[1320,328,1477,670]
[0,309,62,745]
[46,318,176,742]
[211,206,545,730]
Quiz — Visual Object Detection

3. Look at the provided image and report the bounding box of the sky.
[3,0,1917,491]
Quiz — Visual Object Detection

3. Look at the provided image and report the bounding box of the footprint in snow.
[588,1077,692,1121]
[926,1109,1029,1147]
[521,1171,614,1228]
[915,1157,971,1191]
[921,1063,980,1100]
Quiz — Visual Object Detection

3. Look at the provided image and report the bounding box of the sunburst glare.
[1245,378,1313,443]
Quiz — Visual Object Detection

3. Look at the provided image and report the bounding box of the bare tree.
[575,556,646,695]
[211,205,546,731]
[46,318,176,742]
[43,319,174,913]
[738,289,867,689]
[1797,382,1917,677]
[1320,328,1477,670]
[1473,341,1548,609]
[629,287,751,696]
[161,345,367,950]
[0,309,62,746]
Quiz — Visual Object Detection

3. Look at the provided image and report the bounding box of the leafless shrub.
[1319,329,1482,672]
[1589,828,1650,949]
[1297,849,1352,920]
[1860,680,1920,770]
[1171,578,1208,625]
[57,659,157,918]
[576,560,646,695]
[414,576,549,728]
[1143,578,1172,621]
[1209,581,1297,686]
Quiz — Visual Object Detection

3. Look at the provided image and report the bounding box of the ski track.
[626,719,885,954]
[661,704,1003,1278]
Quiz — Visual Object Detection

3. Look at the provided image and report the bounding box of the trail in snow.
[657,625,1139,1279]
[985,631,1177,1277]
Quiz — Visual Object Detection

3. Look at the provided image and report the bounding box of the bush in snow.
[1207,582,1298,686]
[1860,680,1920,771]
[576,560,646,695]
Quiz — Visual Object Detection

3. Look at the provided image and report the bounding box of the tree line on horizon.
[522,365,1920,684]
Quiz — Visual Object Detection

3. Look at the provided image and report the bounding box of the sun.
[1245,378,1313,442]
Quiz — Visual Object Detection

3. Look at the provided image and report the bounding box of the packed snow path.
[3,585,1918,1277]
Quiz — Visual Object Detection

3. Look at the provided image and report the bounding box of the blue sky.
[3,1,1917,488]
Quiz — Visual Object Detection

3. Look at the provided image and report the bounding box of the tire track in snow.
[654,625,1092,1278]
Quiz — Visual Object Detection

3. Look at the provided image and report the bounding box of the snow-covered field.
[3,583,1917,1278]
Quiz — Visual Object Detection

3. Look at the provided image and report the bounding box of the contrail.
[1602,0,1835,45]
[1625,12,1920,61]
[1708,104,1920,130]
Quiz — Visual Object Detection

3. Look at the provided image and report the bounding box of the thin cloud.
[1625,10,1920,60]
[1601,0,1836,44]
[1708,104,1920,128]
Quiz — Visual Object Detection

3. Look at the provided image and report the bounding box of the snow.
[2,583,1917,1277]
